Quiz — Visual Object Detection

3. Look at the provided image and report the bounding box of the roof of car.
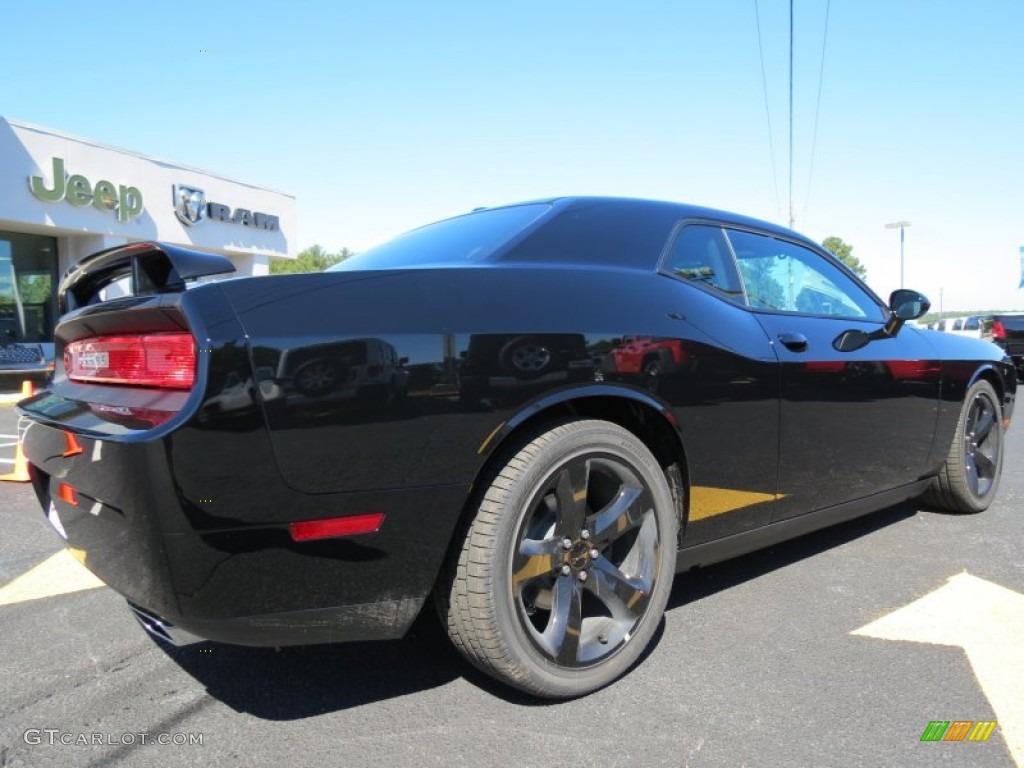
[508,196,816,245]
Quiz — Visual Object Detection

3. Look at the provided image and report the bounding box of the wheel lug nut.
[580,529,590,540]
[578,571,588,582]
[589,548,600,559]
[561,538,572,550]
[560,564,571,576]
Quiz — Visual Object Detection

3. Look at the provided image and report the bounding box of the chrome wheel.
[441,419,677,698]
[922,378,1004,514]
[512,455,661,667]
[511,343,551,373]
[963,388,1000,498]
[293,361,340,395]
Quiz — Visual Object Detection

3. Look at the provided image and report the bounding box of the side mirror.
[833,289,931,352]
[883,289,930,337]
[889,289,931,321]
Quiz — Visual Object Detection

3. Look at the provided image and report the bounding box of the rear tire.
[439,419,678,699]
[922,379,1004,513]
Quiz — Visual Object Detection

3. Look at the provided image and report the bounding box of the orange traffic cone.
[0,437,30,482]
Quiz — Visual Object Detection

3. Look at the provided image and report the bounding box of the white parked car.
[948,315,985,339]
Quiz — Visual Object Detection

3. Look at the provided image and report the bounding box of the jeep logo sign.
[30,157,143,222]
[172,184,279,231]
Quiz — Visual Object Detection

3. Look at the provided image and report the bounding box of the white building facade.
[0,117,296,373]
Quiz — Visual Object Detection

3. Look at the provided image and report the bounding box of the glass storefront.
[0,230,58,374]
[0,231,57,343]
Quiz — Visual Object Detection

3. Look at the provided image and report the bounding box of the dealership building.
[0,116,297,373]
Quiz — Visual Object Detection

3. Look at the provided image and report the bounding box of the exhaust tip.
[127,602,203,647]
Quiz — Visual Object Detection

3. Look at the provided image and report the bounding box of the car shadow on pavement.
[160,605,667,715]
[666,501,919,611]
[161,609,468,719]
[158,503,916,718]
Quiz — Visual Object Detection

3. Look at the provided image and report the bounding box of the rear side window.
[662,224,744,304]
[331,204,550,270]
[501,202,678,269]
[965,316,980,330]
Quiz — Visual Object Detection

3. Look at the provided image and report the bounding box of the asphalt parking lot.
[0,392,1021,768]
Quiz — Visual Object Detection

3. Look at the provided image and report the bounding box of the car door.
[657,223,781,546]
[724,228,941,520]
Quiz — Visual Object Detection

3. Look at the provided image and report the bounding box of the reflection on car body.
[259,337,409,409]
[458,333,593,404]
[601,335,690,393]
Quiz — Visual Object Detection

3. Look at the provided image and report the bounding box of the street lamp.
[885,221,912,288]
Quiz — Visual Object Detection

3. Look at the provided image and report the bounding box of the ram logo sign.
[173,184,207,226]
[172,184,279,231]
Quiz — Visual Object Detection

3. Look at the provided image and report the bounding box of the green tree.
[270,245,355,274]
[17,275,52,304]
[822,236,867,280]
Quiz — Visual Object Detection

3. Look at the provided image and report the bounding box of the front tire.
[922,379,1004,513]
[440,420,678,698]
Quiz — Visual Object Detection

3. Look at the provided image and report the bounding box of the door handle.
[777,332,809,352]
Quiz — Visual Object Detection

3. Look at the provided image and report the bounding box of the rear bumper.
[127,598,426,647]
[21,411,467,646]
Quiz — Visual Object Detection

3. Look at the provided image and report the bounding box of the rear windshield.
[330,204,550,271]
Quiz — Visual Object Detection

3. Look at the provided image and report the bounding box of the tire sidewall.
[487,421,678,697]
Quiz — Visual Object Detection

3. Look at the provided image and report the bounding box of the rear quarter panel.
[216,266,782,539]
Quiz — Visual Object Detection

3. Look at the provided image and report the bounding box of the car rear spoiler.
[58,241,236,314]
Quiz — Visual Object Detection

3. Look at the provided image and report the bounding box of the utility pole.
[885,221,911,288]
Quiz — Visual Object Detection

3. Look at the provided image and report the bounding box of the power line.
[789,0,794,229]
[753,0,782,223]
[802,0,832,224]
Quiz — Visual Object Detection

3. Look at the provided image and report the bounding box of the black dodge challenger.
[17,197,1015,699]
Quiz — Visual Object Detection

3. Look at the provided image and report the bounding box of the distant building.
[0,117,297,375]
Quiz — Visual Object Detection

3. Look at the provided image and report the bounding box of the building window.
[0,231,59,343]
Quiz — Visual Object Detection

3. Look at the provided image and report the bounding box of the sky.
[2,1,1022,312]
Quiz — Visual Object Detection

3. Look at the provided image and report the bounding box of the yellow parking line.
[689,486,778,521]
[0,550,105,607]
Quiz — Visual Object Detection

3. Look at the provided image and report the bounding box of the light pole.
[885,221,911,288]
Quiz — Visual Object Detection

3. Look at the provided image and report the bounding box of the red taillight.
[64,333,195,389]
[289,512,386,542]
[992,321,1006,340]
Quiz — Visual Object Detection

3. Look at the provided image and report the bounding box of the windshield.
[330,204,550,271]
